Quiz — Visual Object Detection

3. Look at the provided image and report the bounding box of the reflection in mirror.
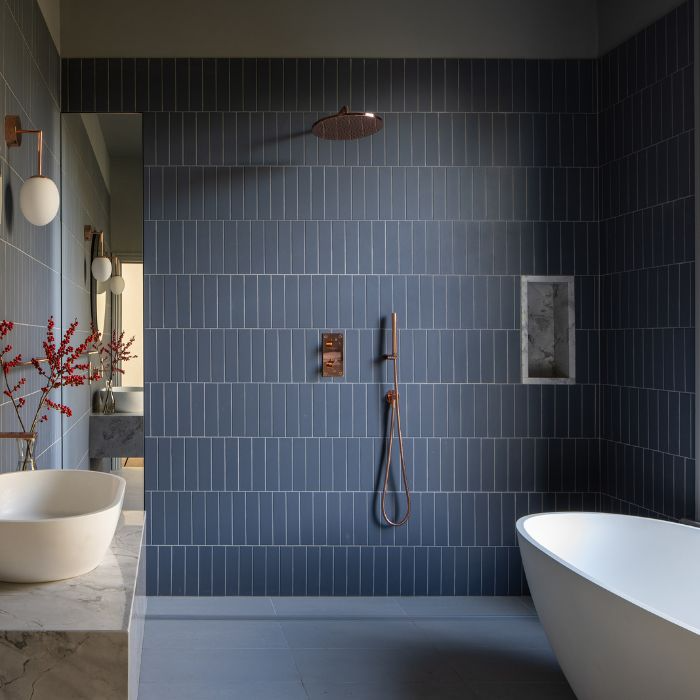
[96,279,107,335]
[85,228,110,334]
[60,114,143,510]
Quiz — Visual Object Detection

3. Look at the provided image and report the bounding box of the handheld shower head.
[381,312,411,527]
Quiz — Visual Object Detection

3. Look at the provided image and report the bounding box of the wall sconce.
[5,115,60,226]
[109,256,125,295]
[84,225,112,281]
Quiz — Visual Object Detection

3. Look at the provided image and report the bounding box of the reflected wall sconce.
[109,256,125,295]
[84,225,112,281]
[5,115,60,226]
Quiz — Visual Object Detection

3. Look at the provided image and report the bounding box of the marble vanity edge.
[129,511,147,700]
[0,511,145,632]
[0,512,145,699]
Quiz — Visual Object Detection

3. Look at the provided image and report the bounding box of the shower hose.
[381,313,411,527]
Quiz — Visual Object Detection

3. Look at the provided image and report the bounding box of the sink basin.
[0,469,125,583]
[99,386,144,413]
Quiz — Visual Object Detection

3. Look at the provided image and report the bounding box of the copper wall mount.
[5,115,44,176]
[321,333,344,377]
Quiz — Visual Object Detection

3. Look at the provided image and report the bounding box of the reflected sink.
[99,386,144,413]
[0,470,125,582]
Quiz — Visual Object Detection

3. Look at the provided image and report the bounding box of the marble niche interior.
[521,276,576,384]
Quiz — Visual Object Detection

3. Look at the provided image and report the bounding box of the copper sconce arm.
[84,225,106,249]
[5,116,44,176]
[85,224,109,260]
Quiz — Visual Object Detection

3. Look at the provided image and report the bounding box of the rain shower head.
[311,106,384,140]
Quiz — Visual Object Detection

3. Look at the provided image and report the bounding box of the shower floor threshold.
[147,595,537,620]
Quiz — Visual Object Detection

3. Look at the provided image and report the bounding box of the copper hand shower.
[381,312,411,527]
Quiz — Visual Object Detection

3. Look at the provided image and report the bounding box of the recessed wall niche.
[521,276,575,384]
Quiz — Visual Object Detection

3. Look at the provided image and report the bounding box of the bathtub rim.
[516,511,700,638]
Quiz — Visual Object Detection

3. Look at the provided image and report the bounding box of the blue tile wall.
[62,0,695,595]
[598,1,696,520]
[0,0,64,470]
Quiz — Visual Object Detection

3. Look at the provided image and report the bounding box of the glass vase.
[16,435,36,471]
[102,379,116,414]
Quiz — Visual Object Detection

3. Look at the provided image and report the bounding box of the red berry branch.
[89,327,137,383]
[0,318,100,439]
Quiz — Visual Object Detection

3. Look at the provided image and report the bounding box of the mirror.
[60,113,143,509]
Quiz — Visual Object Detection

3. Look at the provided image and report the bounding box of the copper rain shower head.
[311,106,384,140]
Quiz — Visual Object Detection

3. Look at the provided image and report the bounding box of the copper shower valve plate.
[321,333,344,377]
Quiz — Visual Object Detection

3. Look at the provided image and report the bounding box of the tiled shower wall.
[64,56,600,595]
[62,1,696,596]
[598,1,696,519]
[0,0,63,470]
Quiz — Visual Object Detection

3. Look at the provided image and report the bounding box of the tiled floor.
[139,597,574,699]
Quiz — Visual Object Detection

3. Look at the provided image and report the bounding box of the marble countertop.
[0,510,145,632]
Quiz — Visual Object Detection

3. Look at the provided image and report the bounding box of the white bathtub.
[517,512,700,700]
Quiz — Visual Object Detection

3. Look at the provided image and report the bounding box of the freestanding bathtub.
[517,512,700,700]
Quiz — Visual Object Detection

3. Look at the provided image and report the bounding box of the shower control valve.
[321,333,344,377]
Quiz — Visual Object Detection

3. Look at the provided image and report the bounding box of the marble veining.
[0,630,128,699]
[521,276,575,384]
[0,512,145,699]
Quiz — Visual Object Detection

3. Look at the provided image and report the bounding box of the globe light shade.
[19,176,60,226]
[91,255,112,282]
[109,275,125,295]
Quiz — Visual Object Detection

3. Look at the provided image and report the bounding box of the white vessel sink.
[100,386,144,413]
[0,469,125,583]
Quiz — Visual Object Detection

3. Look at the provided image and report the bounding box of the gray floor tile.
[304,681,478,699]
[143,619,288,649]
[292,648,463,685]
[470,681,576,699]
[281,619,423,649]
[271,596,407,618]
[139,681,309,700]
[139,597,573,699]
[520,597,537,612]
[447,645,566,683]
[413,618,552,650]
[396,597,536,618]
[139,648,300,684]
[146,595,276,617]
